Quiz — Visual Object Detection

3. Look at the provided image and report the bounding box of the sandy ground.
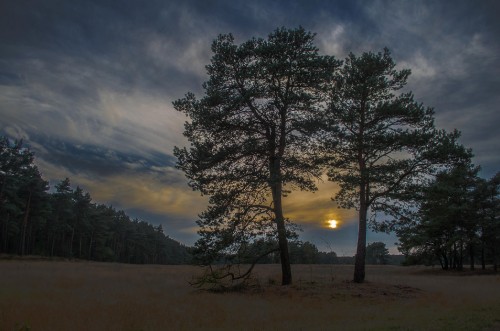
[0,260,499,330]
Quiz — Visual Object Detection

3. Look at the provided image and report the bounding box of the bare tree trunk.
[459,241,463,271]
[51,236,55,257]
[481,231,486,270]
[27,223,33,255]
[469,239,475,270]
[443,254,449,270]
[270,157,292,286]
[79,235,83,258]
[354,197,367,283]
[2,213,9,252]
[69,227,75,258]
[88,231,94,259]
[274,188,292,285]
[493,244,498,273]
[20,190,32,256]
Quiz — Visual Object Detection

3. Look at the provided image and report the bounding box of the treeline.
[236,240,339,265]
[0,137,191,264]
[396,164,499,271]
[217,238,399,265]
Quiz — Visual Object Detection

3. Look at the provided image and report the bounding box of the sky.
[1,0,499,255]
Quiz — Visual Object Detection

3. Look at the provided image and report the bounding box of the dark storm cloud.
[27,134,177,178]
[1,0,499,251]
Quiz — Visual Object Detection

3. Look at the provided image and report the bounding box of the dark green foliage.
[475,172,500,271]
[289,241,320,264]
[317,251,339,264]
[174,27,340,285]
[324,48,470,282]
[236,239,327,264]
[365,242,390,265]
[0,137,49,255]
[397,165,500,271]
[0,137,191,264]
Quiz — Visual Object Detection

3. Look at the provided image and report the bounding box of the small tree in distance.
[174,27,339,286]
[366,242,390,265]
[324,48,470,283]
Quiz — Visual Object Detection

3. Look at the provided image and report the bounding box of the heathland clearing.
[1,260,499,330]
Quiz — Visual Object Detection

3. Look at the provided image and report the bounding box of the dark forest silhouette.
[0,137,191,264]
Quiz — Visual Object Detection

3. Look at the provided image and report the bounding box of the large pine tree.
[324,48,469,282]
[174,27,339,285]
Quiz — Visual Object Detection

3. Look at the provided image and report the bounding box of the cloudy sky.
[1,0,499,255]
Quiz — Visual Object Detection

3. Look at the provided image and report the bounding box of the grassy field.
[1,260,499,331]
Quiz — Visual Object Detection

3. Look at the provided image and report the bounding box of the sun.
[327,219,338,229]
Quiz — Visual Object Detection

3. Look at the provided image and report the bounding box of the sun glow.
[327,219,338,229]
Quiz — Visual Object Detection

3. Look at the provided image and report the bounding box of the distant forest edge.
[1,136,402,265]
[0,137,191,264]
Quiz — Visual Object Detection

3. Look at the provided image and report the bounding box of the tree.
[289,241,319,264]
[365,242,390,265]
[49,178,75,257]
[174,27,339,285]
[0,137,49,255]
[473,172,499,271]
[396,164,498,271]
[17,166,48,256]
[324,49,469,282]
[73,186,92,258]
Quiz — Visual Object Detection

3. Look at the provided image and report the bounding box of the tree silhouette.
[366,242,390,265]
[324,48,469,282]
[397,165,500,271]
[174,27,339,285]
[0,136,191,264]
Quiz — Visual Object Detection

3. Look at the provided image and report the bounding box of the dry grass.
[1,261,499,331]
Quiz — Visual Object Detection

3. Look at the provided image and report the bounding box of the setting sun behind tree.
[327,220,338,229]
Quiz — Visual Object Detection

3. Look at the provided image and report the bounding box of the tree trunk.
[51,236,55,257]
[270,167,292,285]
[27,223,33,255]
[274,191,292,285]
[443,254,449,270]
[79,235,83,258]
[88,231,94,259]
[20,190,32,256]
[354,201,367,283]
[69,227,75,258]
[493,244,498,273]
[469,240,474,270]
[481,232,486,270]
[2,213,9,252]
[458,241,463,271]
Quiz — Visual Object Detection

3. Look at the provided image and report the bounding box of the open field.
[1,260,499,330]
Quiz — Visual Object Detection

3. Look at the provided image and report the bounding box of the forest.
[0,137,191,264]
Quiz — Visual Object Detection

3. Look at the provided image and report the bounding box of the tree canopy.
[174,27,340,285]
[366,242,390,265]
[397,164,500,271]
